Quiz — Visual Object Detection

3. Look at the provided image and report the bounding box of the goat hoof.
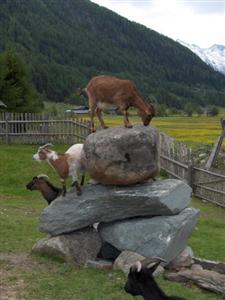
[125,124,133,128]
[77,190,82,196]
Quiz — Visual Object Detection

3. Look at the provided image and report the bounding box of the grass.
[101,114,225,147]
[0,143,225,299]
[44,101,225,146]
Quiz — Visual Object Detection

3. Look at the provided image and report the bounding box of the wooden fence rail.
[159,133,225,208]
[0,112,90,144]
[0,112,224,208]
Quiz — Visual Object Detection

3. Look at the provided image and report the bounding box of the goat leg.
[72,181,82,196]
[95,107,108,129]
[80,174,85,186]
[61,179,67,196]
[123,110,133,128]
[88,101,96,132]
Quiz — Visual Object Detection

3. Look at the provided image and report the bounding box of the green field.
[44,100,225,146]
[101,113,225,147]
[1,112,225,299]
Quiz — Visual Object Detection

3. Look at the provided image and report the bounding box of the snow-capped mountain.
[177,40,225,75]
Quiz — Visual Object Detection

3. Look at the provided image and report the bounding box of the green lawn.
[0,143,225,299]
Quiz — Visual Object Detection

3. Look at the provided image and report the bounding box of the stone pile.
[33,126,199,268]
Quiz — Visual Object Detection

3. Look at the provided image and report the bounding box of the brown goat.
[32,143,85,196]
[26,175,62,204]
[83,75,155,132]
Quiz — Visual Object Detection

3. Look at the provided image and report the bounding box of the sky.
[90,0,225,48]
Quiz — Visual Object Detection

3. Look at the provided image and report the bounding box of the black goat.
[124,257,186,300]
[26,175,62,205]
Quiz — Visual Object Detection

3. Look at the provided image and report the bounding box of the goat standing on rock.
[26,175,62,204]
[81,75,155,132]
[125,257,186,300]
[32,143,85,196]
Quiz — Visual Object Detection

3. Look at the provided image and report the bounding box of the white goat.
[33,143,85,196]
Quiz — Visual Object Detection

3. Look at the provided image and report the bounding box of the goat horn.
[131,261,142,273]
[140,256,166,268]
[37,174,49,179]
[39,143,53,150]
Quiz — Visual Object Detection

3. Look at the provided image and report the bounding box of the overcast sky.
[91,0,225,48]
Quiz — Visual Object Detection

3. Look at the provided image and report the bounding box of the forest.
[0,0,225,111]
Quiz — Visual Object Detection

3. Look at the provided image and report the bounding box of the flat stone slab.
[165,264,225,294]
[32,227,102,266]
[82,125,159,185]
[99,208,200,264]
[40,179,192,236]
[85,259,113,270]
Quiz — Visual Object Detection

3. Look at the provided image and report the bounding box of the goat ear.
[37,174,49,180]
[40,143,53,150]
[148,103,155,115]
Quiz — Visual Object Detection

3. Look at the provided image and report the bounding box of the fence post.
[187,149,193,187]
[187,163,193,187]
[5,112,9,144]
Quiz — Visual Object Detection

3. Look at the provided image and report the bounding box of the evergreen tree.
[0,50,43,112]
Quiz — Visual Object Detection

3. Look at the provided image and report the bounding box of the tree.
[184,102,194,117]
[196,105,204,116]
[207,105,219,116]
[0,49,43,112]
[156,103,168,117]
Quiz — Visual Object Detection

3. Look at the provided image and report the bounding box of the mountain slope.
[0,0,225,108]
[178,40,225,75]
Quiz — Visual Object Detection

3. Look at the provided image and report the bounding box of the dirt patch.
[0,285,17,300]
[0,253,36,270]
[0,269,24,300]
[0,253,36,299]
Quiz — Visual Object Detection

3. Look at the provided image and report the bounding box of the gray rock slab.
[32,227,102,266]
[40,179,192,236]
[82,125,160,185]
[99,208,200,264]
[85,259,113,270]
[193,257,225,275]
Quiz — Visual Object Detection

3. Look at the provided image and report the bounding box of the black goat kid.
[26,175,62,205]
[124,257,186,300]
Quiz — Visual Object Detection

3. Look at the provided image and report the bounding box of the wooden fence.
[159,133,225,208]
[0,112,90,144]
[0,113,224,207]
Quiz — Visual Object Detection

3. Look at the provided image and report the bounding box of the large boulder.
[32,227,102,266]
[114,250,164,276]
[82,125,159,185]
[40,179,192,236]
[98,208,200,263]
